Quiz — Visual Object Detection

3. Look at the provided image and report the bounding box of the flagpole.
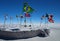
[40,18,42,28]
[16,15,19,27]
[24,15,26,27]
[10,16,13,27]
[4,17,6,28]
[29,17,31,27]
[20,17,22,27]
[4,14,8,29]
[47,18,48,29]
[17,17,19,27]
[45,18,46,28]
[29,14,32,27]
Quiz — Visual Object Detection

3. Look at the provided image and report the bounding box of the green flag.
[23,3,34,13]
[27,6,34,13]
[23,3,28,12]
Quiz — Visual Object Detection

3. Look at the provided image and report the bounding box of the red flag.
[48,14,53,19]
[25,13,30,17]
[48,19,54,23]
[48,14,54,23]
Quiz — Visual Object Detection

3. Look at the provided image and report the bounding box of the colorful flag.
[25,13,30,17]
[48,14,53,19]
[23,3,28,12]
[23,3,34,13]
[48,14,54,23]
[26,6,34,13]
[48,19,54,23]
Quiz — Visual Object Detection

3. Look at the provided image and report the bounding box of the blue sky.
[0,0,60,24]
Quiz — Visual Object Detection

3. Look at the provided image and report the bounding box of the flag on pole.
[45,14,49,18]
[20,14,24,18]
[23,2,34,13]
[16,15,19,18]
[48,14,53,19]
[25,12,30,17]
[23,3,28,12]
[26,6,34,13]
[48,14,54,23]
[4,14,8,20]
[41,15,45,20]
[48,19,54,23]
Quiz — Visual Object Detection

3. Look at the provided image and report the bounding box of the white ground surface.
[0,28,60,41]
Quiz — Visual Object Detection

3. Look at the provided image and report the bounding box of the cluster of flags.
[23,3,34,17]
[41,14,54,23]
[16,14,24,18]
[23,2,34,27]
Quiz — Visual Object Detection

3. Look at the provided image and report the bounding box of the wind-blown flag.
[41,14,49,20]
[20,14,24,18]
[48,14,53,19]
[41,15,45,20]
[45,14,49,18]
[48,14,54,23]
[4,14,8,20]
[23,2,34,13]
[27,6,34,13]
[23,3,28,12]
[16,15,19,18]
[48,19,54,23]
[25,13,30,17]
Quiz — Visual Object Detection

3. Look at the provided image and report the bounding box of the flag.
[45,14,49,18]
[48,14,54,23]
[48,19,54,23]
[48,14,53,19]
[23,2,34,13]
[23,3,28,12]
[20,14,24,18]
[25,13,30,17]
[26,6,34,13]
[4,14,8,20]
[41,15,45,20]
[16,15,18,18]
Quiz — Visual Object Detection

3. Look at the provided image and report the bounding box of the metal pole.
[4,18,6,28]
[45,18,47,29]
[20,18,22,27]
[29,17,31,27]
[24,16,26,27]
[10,18,12,27]
[40,18,42,28]
[4,17,7,30]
